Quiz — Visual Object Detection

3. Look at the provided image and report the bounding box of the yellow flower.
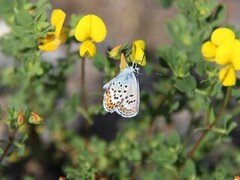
[215,39,234,66]
[231,39,240,70]
[219,66,236,86]
[201,41,217,61]
[201,27,239,86]
[38,9,68,51]
[108,44,122,59]
[29,112,43,124]
[75,14,107,58]
[130,40,146,66]
[211,28,235,46]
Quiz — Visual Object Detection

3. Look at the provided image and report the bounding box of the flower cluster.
[201,28,240,86]
[39,9,107,59]
[108,40,147,70]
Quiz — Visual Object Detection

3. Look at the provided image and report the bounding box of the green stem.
[80,57,88,110]
[80,57,90,139]
[187,87,231,159]
[206,83,215,125]
[0,125,21,164]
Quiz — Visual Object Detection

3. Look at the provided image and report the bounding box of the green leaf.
[16,11,33,27]
[175,75,196,93]
[196,94,210,109]
[14,142,26,156]
[211,5,226,26]
[0,35,22,55]
[213,172,225,180]
[34,0,52,14]
[20,36,36,49]
[231,88,240,98]
[169,101,179,113]
[208,106,215,124]
[77,107,93,125]
[180,160,196,179]
[69,14,84,28]
[196,61,214,75]
[0,148,4,155]
[0,0,13,21]
[93,52,105,71]
[12,25,29,37]
[211,81,222,97]
[227,122,237,134]
[166,131,181,147]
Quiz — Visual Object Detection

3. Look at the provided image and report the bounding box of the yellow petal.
[51,9,66,38]
[134,47,146,66]
[131,46,146,66]
[231,39,240,70]
[201,41,217,61]
[108,44,122,59]
[119,53,127,70]
[80,40,96,58]
[38,38,61,51]
[211,28,235,46]
[219,66,236,86]
[75,14,107,43]
[215,39,234,65]
[130,40,146,66]
[134,40,146,50]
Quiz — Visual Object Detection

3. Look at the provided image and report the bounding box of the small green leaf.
[227,122,237,134]
[211,5,226,26]
[77,107,93,125]
[20,36,36,49]
[196,61,214,75]
[231,88,240,98]
[208,106,215,124]
[211,81,222,97]
[16,11,33,27]
[166,131,181,147]
[180,160,196,179]
[0,148,4,155]
[213,172,225,180]
[69,14,84,28]
[175,75,196,93]
[93,52,105,71]
[169,101,179,113]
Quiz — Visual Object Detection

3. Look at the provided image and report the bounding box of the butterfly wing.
[103,75,126,113]
[116,72,139,118]
[103,67,140,118]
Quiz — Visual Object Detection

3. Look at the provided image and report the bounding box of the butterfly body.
[103,66,140,118]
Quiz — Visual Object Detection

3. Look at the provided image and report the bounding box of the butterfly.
[103,66,140,118]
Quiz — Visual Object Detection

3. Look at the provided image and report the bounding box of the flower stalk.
[188,87,232,159]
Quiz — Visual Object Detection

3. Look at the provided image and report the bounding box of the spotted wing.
[116,72,139,118]
[103,76,128,113]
